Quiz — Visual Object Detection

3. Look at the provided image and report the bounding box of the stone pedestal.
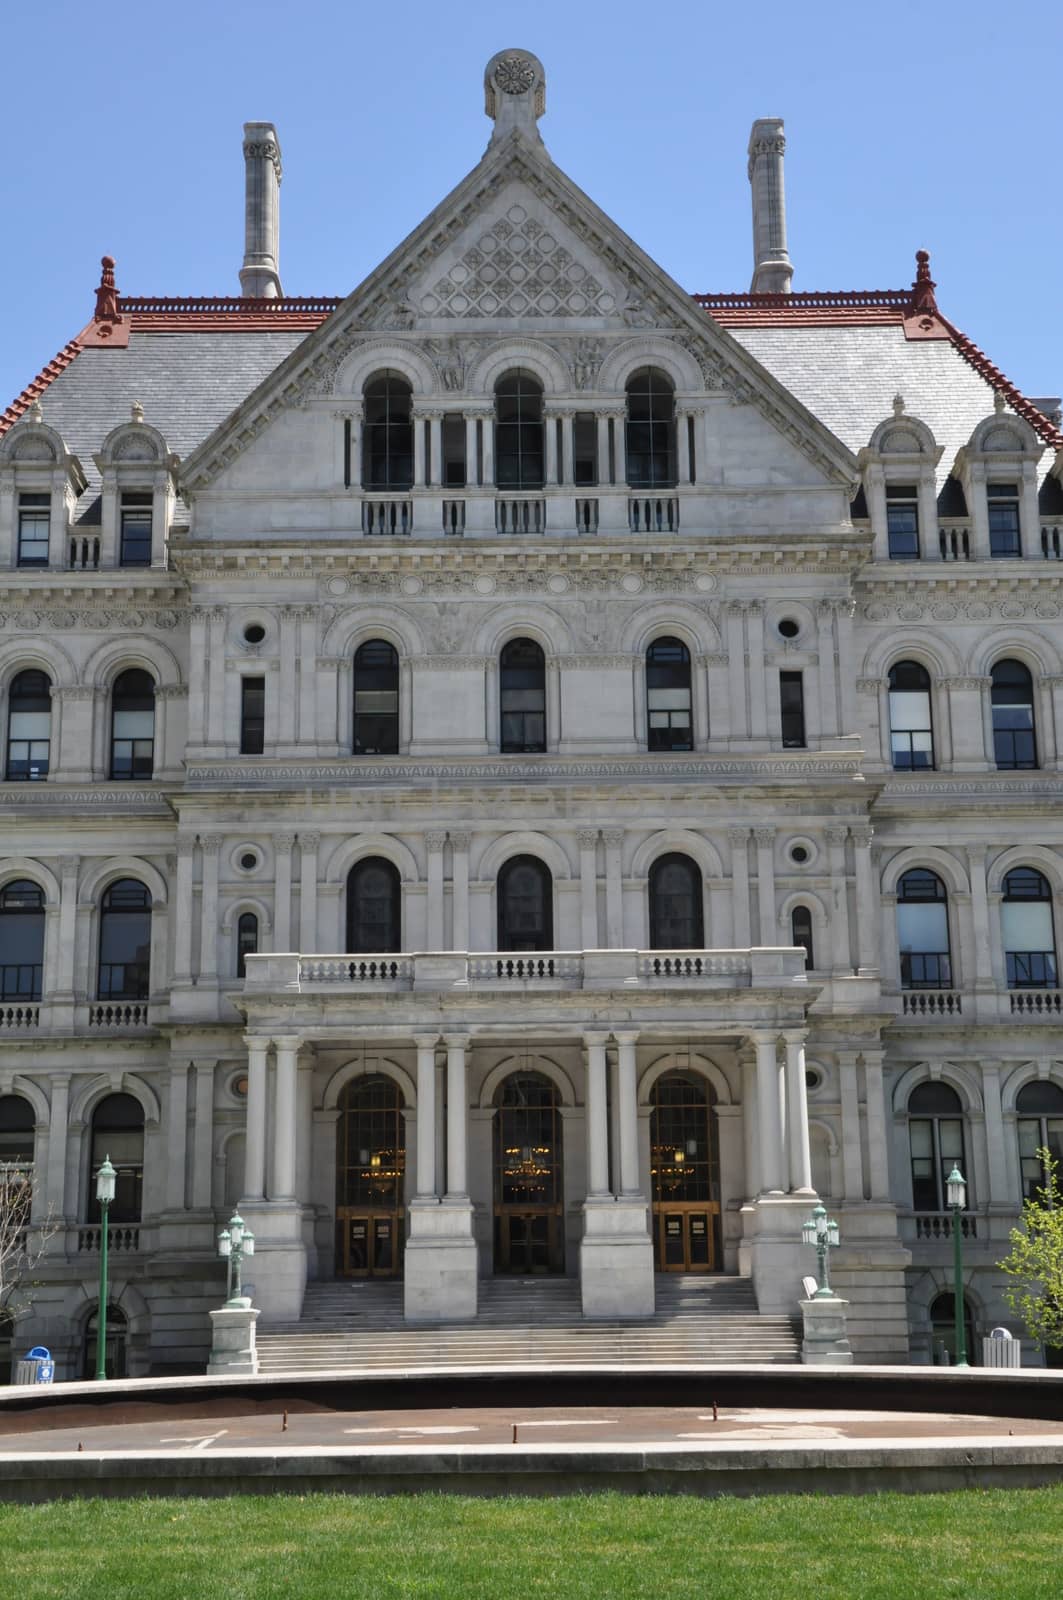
[235,1202,306,1322]
[207,1300,260,1375]
[800,1294,853,1365]
[404,1199,478,1323]
[579,1198,655,1319]
[746,1194,813,1314]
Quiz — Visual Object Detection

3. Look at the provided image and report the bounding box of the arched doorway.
[929,1291,976,1367]
[335,1075,405,1277]
[82,1304,128,1380]
[493,1072,564,1274]
[650,1071,720,1272]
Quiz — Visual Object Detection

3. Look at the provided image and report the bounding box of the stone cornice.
[0,787,173,808]
[186,753,864,787]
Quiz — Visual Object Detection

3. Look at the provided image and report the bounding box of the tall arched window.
[1002,868,1057,989]
[110,669,155,780]
[897,869,951,989]
[791,905,815,969]
[353,640,400,755]
[888,661,934,770]
[0,1094,35,1172]
[649,854,704,949]
[97,879,152,1001]
[1016,1080,1063,1202]
[498,856,553,952]
[494,371,544,489]
[89,1093,144,1223]
[82,1304,128,1380]
[236,912,259,979]
[908,1081,966,1211]
[493,1072,564,1274]
[346,858,401,954]
[363,372,413,490]
[500,638,546,753]
[0,881,44,1002]
[6,669,51,781]
[646,638,692,752]
[991,660,1037,770]
[650,1071,720,1271]
[625,368,676,488]
[336,1075,406,1277]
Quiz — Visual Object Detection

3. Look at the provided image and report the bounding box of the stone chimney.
[748,118,793,295]
[240,123,283,299]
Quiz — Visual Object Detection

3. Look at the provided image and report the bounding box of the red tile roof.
[0,338,83,436]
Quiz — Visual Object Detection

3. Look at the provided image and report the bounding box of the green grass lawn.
[1,1487,1060,1599]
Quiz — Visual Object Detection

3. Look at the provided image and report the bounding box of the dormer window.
[17,493,50,568]
[987,482,1021,558]
[119,492,153,567]
[885,484,919,559]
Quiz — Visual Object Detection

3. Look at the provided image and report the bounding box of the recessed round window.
[230,1074,249,1100]
[790,845,810,865]
[243,623,266,645]
[805,1068,822,1092]
[239,851,259,872]
[778,618,801,639]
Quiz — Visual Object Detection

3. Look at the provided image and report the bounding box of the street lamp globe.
[946,1165,967,1211]
[95,1155,117,1206]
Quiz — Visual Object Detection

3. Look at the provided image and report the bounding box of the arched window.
[625,368,676,489]
[110,669,155,780]
[897,869,951,989]
[336,1076,406,1276]
[0,880,44,1002]
[353,640,399,755]
[908,1081,966,1211]
[494,1071,564,1274]
[498,856,553,952]
[494,371,544,490]
[991,660,1037,770]
[888,661,934,770]
[1002,868,1056,989]
[500,638,546,753]
[1016,1080,1063,1202]
[646,638,692,752]
[791,906,815,969]
[363,372,413,490]
[346,858,401,954]
[929,1291,975,1367]
[82,1304,128,1381]
[97,879,151,1001]
[89,1093,144,1223]
[0,1094,35,1172]
[6,669,51,781]
[650,1071,720,1271]
[649,854,704,949]
[236,912,258,979]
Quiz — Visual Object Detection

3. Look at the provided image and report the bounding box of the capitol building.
[1,49,1061,1378]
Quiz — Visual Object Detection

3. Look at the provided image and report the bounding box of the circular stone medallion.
[620,573,644,594]
[474,574,497,596]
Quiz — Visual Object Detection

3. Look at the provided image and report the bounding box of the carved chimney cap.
[131,400,144,424]
[911,249,938,315]
[484,49,546,145]
[94,254,122,324]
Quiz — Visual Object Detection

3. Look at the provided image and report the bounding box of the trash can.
[13,1346,54,1385]
[982,1327,1021,1369]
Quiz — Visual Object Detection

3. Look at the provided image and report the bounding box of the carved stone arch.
[906,1267,984,1323]
[891,1060,983,1116]
[467,340,571,397]
[78,856,168,907]
[478,1051,577,1110]
[987,846,1063,896]
[83,635,183,691]
[475,829,573,883]
[0,638,78,693]
[69,1071,163,1130]
[808,1116,840,1157]
[0,419,66,465]
[323,1055,417,1110]
[333,340,441,399]
[620,601,722,657]
[322,833,420,887]
[968,411,1040,456]
[320,603,426,659]
[97,418,170,468]
[861,632,963,681]
[74,1275,151,1339]
[220,896,273,934]
[0,857,61,907]
[0,1075,51,1126]
[638,1049,733,1107]
[867,411,939,457]
[971,627,1062,679]
[777,890,830,957]
[598,336,703,395]
[473,602,575,658]
[881,846,970,897]
[1000,1058,1063,1116]
[630,830,724,881]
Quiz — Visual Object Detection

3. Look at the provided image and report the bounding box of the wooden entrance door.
[494,1207,564,1274]
[650,1070,720,1274]
[337,1208,403,1277]
[335,1074,406,1279]
[655,1205,718,1271]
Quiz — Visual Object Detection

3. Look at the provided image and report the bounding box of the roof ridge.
[693,289,913,308]
[0,338,83,438]
[116,295,343,313]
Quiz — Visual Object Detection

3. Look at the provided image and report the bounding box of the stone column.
[603,829,624,947]
[428,413,443,488]
[725,603,747,739]
[413,412,427,488]
[414,1034,439,1200]
[741,1054,759,1198]
[173,837,195,984]
[584,1032,611,1198]
[783,1030,814,1194]
[546,655,561,752]
[206,609,227,747]
[965,843,994,986]
[851,825,878,973]
[559,410,575,485]
[164,1061,189,1212]
[444,1034,469,1198]
[730,827,751,948]
[426,832,446,949]
[676,409,691,485]
[273,834,293,950]
[406,1030,476,1323]
[754,827,776,946]
[595,413,611,486]
[580,1028,654,1319]
[53,856,79,1015]
[862,1048,891,1203]
[272,1035,300,1201]
[826,826,852,974]
[198,835,221,981]
[544,410,560,485]
[450,833,470,951]
[578,829,599,949]
[277,609,298,747]
[464,413,480,487]
[192,1062,215,1211]
[242,1037,269,1202]
[747,602,768,738]
[615,1030,641,1196]
[837,1049,865,1201]
[44,1073,71,1222]
[298,833,319,953]
[297,1061,314,1207]
[482,412,495,485]
[816,600,839,738]
[753,1031,784,1193]
[981,1061,1010,1205]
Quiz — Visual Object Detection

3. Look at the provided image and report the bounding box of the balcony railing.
[1009,988,1063,1017]
[87,1001,151,1029]
[901,989,963,1017]
[0,1002,40,1031]
[76,1224,141,1253]
[912,1212,978,1241]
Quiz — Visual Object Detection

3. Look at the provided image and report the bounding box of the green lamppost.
[94,1155,116,1381]
[217,1210,255,1305]
[801,1201,841,1297]
[946,1163,969,1368]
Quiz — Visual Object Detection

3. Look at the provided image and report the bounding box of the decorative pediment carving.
[420,203,618,319]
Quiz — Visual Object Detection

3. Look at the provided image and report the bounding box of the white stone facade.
[0,49,1061,1377]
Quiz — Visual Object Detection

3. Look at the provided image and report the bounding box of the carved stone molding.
[425,832,447,852]
[576,829,600,850]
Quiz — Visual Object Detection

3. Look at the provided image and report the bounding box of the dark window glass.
[6,669,51,781]
[908,1081,965,1211]
[110,669,155,779]
[0,1094,35,1168]
[886,484,920,559]
[442,414,466,487]
[0,880,44,1002]
[1016,1081,1063,1202]
[646,637,692,752]
[498,855,553,952]
[791,906,814,968]
[991,660,1036,770]
[346,857,401,954]
[89,1093,144,1223]
[97,879,151,1000]
[500,637,546,753]
[82,1304,128,1381]
[17,492,50,568]
[494,371,544,490]
[780,671,806,748]
[236,912,258,979]
[1002,868,1056,989]
[119,491,152,567]
[929,1291,975,1367]
[363,372,413,490]
[987,482,1021,557]
[573,413,597,486]
[649,854,704,949]
[353,640,399,755]
[897,869,951,989]
[625,368,675,489]
[336,1075,405,1208]
[651,1073,719,1205]
[494,1072,562,1206]
[240,676,265,755]
[888,661,934,770]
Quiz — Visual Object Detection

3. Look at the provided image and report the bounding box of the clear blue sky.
[3,0,1060,411]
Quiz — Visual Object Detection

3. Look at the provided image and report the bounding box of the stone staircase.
[255,1275,801,1372]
